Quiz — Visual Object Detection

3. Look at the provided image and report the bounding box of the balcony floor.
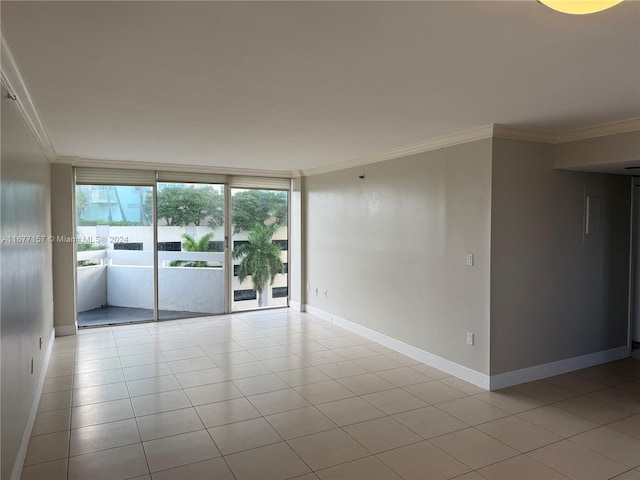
[78,306,209,327]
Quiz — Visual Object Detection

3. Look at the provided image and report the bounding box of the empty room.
[1,1,639,479]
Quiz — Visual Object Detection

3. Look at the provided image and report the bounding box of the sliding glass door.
[75,168,290,325]
[76,184,155,326]
[157,182,226,319]
[231,188,289,311]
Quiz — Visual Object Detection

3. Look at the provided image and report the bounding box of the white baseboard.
[289,300,305,312]
[303,306,631,392]
[489,345,630,390]
[55,323,76,336]
[305,305,491,390]
[10,327,56,480]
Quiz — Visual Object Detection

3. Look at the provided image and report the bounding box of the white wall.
[51,164,77,334]
[490,138,631,375]
[77,265,107,311]
[106,265,225,314]
[1,92,54,479]
[555,130,640,172]
[305,139,493,374]
[158,267,225,313]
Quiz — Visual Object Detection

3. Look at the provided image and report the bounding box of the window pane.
[231,188,288,311]
[76,184,154,326]
[157,182,226,319]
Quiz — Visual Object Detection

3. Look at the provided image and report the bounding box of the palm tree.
[233,224,284,307]
[170,232,212,267]
[182,232,212,253]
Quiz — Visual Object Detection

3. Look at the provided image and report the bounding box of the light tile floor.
[21,309,640,480]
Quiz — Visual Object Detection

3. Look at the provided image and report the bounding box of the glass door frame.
[155,177,229,320]
[152,178,159,322]
[224,184,232,314]
[75,168,291,325]
[228,186,291,312]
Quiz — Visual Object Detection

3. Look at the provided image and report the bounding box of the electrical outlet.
[314,288,318,296]
[324,289,328,298]
[466,332,474,346]
[466,253,474,266]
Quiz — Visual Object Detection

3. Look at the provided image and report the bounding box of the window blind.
[75,167,155,186]
[228,175,290,190]
[156,171,228,185]
[76,167,290,190]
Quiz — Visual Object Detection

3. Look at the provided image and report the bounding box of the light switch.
[466,253,474,266]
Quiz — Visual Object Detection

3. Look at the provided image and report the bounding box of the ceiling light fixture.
[539,0,623,14]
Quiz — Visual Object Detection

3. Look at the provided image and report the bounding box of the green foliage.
[232,224,284,301]
[182,232,213,252]
[77,243,105,252]
[77,260,99,266]
[148,186,223,227]
[170,232,213,267]
[77,219,143,226]
[232,190,287,234]
[76,188,90,217]
[76,230,105,251]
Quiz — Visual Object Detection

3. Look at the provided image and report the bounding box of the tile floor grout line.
[22,313,640,480]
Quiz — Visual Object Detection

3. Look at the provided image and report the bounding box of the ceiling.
[2,1,639,175]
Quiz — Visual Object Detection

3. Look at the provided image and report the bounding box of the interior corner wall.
[490,137,631,376]
[305,139,492,374]
[50,164,77,335]
[289,176,305,309]
[1,94,54,479]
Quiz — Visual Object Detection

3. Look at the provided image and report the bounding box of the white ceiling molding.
[303,119,640,177]
[1,29,57,161]
[494,119,640,145]
[556,117,640,143]
[55,156,293,179]
[302,125,495,177]
[492,125,558,144]
[52,156,79,165]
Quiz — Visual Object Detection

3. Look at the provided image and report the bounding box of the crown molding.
[492,125,557,143]
[52,156,79,166]
[302,125,494,177]
[1,29,57,161]
[53,155,294,179]
[301,119,640,178]
[494,118,640,145]
[556,117,640,143]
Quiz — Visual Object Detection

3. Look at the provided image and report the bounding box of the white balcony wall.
[76,225,289,313]
[77,265,107,311]
[106,264,224,313]
[106,265,153,309]
[158,266,225,313]
[77,225,226,250]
